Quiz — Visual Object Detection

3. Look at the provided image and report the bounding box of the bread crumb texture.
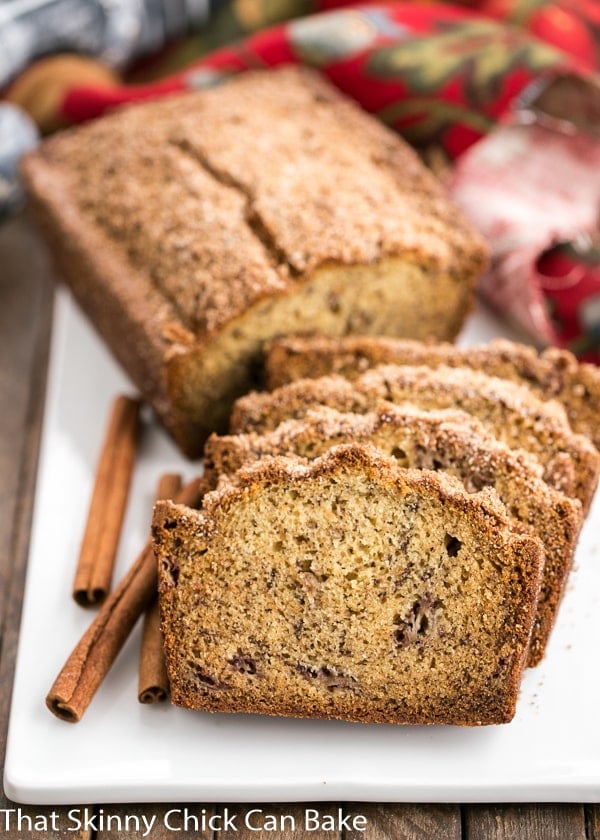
[154,445,542,726]
[207,401,582,667]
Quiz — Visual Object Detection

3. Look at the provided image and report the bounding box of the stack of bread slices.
[152,338,600,727]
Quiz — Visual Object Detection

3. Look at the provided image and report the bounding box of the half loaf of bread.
[206,403,582,666]
[21,67,486,457]
[153,444,543,725]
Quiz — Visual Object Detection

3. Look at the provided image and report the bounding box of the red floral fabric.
[478,0,600,71]
[62,1,588,158]
[538,240,600,363]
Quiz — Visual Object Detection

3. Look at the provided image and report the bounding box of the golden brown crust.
[171,67,487,279]
[232,363,600,511]
[22,69,486,337]
[22,159,177,423]
[266,335,600,450]
[154,444,542,725]
[207,402,582,666]
[21,67,486,456]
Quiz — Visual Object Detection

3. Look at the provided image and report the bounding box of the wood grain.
[464,805,587,840]
[587,806,600,839]
[0,216,86,833]
[346,804,462,839]
[0,216,53,631]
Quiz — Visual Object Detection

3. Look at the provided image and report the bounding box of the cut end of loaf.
[166,258,477,456]
[153,444,542,726]
[21,67,486,458]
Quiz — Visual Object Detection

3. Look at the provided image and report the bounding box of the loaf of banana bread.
[21,67,487,457]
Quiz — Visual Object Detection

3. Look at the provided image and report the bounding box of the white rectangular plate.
[5,290,600,804]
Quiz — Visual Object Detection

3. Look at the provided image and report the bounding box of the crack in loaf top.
[32,66,486,339]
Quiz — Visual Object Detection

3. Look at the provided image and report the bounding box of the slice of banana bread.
[153,444,543,725]
[206,403,582,666]
[265,336,600,450]
[230,365,600,510]
[21,67,486,457]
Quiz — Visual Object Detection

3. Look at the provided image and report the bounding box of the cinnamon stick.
[138,597,170,703]
[73,394,142,607]
[137,473,182,704]
[47,476,205,723]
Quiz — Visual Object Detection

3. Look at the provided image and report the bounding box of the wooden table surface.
[1,215,599,840]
